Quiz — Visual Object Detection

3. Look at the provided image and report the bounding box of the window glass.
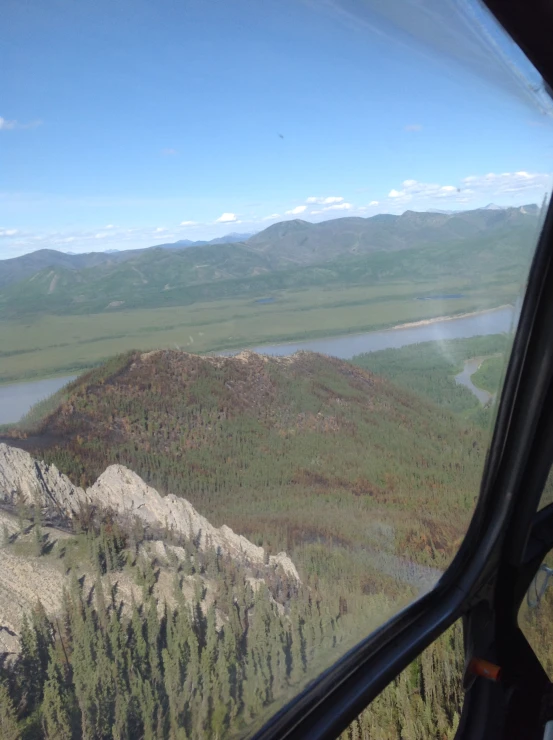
[0,0,551,736]
[519,552,553,680]
[539,469,553,510]
[341,621,465,739]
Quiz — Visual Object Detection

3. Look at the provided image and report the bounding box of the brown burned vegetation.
[4,349,484,572]
[0,348,492,738]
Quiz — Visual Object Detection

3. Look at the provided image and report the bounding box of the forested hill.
[5,349,486,573]
[0,348,490,737]
[0,345,478,739]
[0,205,539,319]
[0,444,324,739]
[244,204,539,265]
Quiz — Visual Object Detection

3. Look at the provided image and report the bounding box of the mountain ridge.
[152,231,257,249]
[0,206,539,292]
[0,206,539,319]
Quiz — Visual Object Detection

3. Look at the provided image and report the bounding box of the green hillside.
[0,206,537,384]
[0,343,509,738]
[471,355,505,393]
[5,350,486,575]
[352,334,510,425]
[0,222,535,321]
[246,205,539,266]
[0,207,538,320]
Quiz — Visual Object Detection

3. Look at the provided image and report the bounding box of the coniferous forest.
[0,505,465,740]
[0,339,536,739]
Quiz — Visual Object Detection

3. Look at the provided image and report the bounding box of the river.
[0,305,516,425]
[454,357,496,405]
[0,376,76,426]
[249,305,516,359]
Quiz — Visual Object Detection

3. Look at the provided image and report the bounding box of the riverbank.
[214,305,514,356]
[391,305,512,332]
[0,306,516,425]
[0,275,520,384]
[0,375,77,426]
[247,305,515,359]
[454,356,500,405]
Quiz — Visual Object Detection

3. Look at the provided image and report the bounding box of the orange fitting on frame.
[467,657,502,682]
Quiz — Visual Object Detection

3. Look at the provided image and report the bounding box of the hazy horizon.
[1,201,541,260]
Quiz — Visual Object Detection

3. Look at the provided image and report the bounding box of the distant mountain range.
[0,232,258,289]
[427,204,514,215]
[242,204,540,267]
[0,205,540,318]
[153,231,257,249]
[73,232,257,254]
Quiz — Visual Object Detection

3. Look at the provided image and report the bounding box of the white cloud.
[325,202,352,211]
[306,196,344,205]
[388,180,460,201]
[155,227,167,233]
[0,118,17,131]
[377,170,550,213]
[461,171,550,194]
[309,202,353,215]
[0,116,42,131]
[216,212,238,223]
[388,171,550,205]
[404,124,422,132]
[4,168,549,259]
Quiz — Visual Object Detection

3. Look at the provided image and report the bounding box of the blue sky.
[1,0,553,257]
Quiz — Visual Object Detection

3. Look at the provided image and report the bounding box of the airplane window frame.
[253,6,553,736]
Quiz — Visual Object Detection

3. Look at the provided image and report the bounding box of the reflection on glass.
[0,0,551,736]
[527,564,553,608]
[520,553,553,680]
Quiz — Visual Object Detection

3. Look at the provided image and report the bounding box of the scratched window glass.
[0,0,551,737]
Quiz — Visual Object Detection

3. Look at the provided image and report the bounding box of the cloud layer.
[461,171,550,194]
[382,172,550,208]
[1,171,549,258]
[0,116,42,131]
[216,212,238,223]
[310,202,352,214]
[306,196,344,205]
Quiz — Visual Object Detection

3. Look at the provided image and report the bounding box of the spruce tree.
[0,682,20,740]
[18,613,42,712]
[41,647,73,740]
[34,506,44,557]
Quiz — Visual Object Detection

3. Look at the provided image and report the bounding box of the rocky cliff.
[0,442,298,580]
[0,442,300,657]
